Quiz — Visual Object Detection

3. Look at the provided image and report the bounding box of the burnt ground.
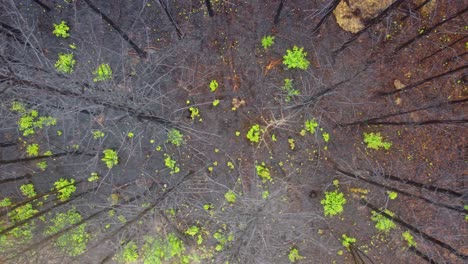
[0,0,467,263]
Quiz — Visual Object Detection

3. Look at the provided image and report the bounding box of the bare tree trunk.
[379,64,468,96]
[205,0,214,17]
[360,199,468,261]
[82,0,147,58]
[334,0,406,54]
[274,0,285,25]
[395,6,468,52]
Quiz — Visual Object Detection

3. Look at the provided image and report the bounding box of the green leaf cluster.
[167,129,184,146]
[283,46,310,70]
[304,119,318,134]
[11,102,56,136]
[209,80,219,92]
[102,149,119,169]
[189,107,200,120]
[116,241,139,263]
[371,209,396,232]
[20,183,37,198]
[281,78,300,102]
[246,124,261,143]
[261,35,275,49]
[288,248,304,263]
[363,132,392,150]
[402,231,416,247]
[92,130,105,139]
[184,226,199,236]
[341,234,356,250]
[26,143,40,157]
[164,154,180,174]
[224,190,236,203]
[213,230,233,251]
[37,161,48,170]
[0,198,12,207]
[45,208,90,256]
[53,178,76,201]
[53,21,70,38]
[142,233,188,264]
[93,63,113,82]
[321,190,346,217]
[8,203,38,239]
[55,53,76,74]
[256,162,272,183]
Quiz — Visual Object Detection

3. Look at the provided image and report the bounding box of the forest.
[0,0,466,263]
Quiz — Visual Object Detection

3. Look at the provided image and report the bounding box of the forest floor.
[0,0,467,263]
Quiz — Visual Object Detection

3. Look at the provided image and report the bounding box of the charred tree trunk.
[361,199,468,261]
[334,0,406,54]
[339,98,468,127]
[311,0,341,34]
[395,6,468,52]
[205,0,214,17]
[379,64,468,96]
[82,0,147,58]
[274,0,285,25]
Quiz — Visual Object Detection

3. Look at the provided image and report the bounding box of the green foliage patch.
[283,46,310,70]
[115,241,139,263]
[281,78,300,102]
[53,21,70,38]
[402,231,416,247]
[167,129,184,146]
[256,162,272,183]
[164,154,180,174]
[288,248,304,262]
[321,190,346,217]
[93,63,113,82]
[20,183,37,198]
[102,149,119,169]
[341,234,356,250]
[363,132,392,150]
[224,190,237,203]
[209,80,219,92]
[55,53,76,74]
[11,102,56,136]
[142,233,189,264]
[246,124,261,143]
[26,143,39,157]
[53,178,76,201]
[371,209,396,232]
[261,35,275,49]
[45,208,90,256]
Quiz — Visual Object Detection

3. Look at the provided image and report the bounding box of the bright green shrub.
[402,231,416,247]
[371,209,396,232]
[46,208,90,256]
[261,35,275,49]
[321,190,346,217]
[20,183,37,198]
[246,124,261,143]
[288,248,304,262]
[363,132,392,150]
[116,241,139,263]
[53,21,70,38]
[256,162,272,183]
[283,46,310,70]
[209,80,219,92]
[102,149,119,169]
[93,63,113,82]
[55,53,76,74]
[167,129,184,146]
[224,190,236,203]
[26,144,39,157]
[53,178,76,201]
